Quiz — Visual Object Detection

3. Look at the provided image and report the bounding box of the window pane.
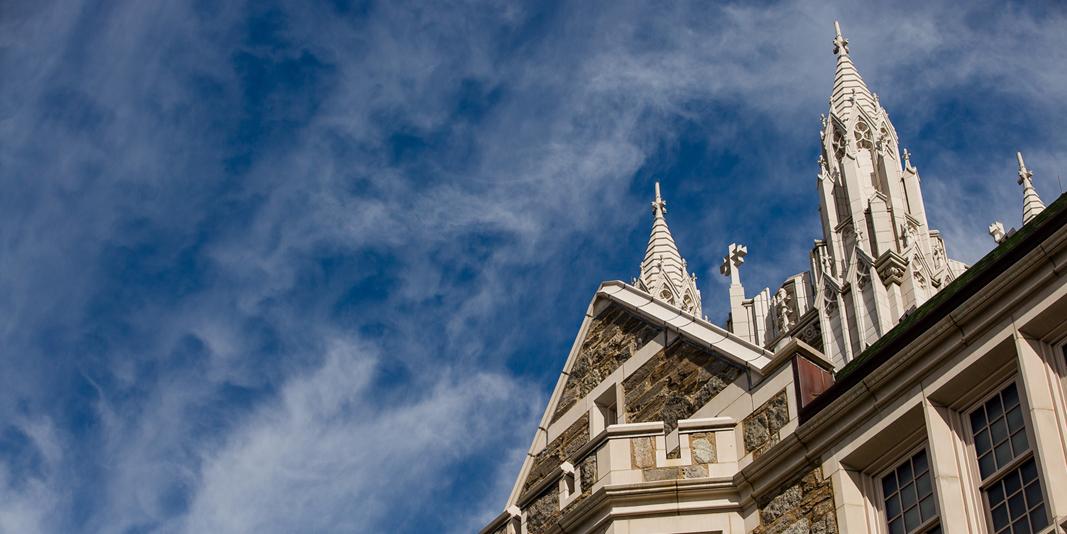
[889,517,905,534]
[1003,470,1022,496]
[988,482,1004,504]
[904,506,921,532]
[1020,457,1038,482]
[900,482,917,508]
[913,450,929,474]
[919,495,936,521]
[1010,516,1028,534]
[886,493,901,517]
[1024,481,1042,506]
[979,452,997,479]
[1005,406,1024,432]
[916,473,933,498]
[971,406,987,429]
[897,461,913,483]
[990,417,1008,443]
[883,471,898,495]
[991,503,1009,530]
[1010,430,1028,457]
[1029,508,1048,531]
[975,429,992,455]
[1007,492,1026,519]
[1001,383,1018,408]
[994,442,1014,471]
[987,394,1004,420]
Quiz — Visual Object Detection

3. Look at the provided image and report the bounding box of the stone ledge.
[678,416,736,433]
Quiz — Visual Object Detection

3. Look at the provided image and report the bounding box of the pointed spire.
[636,181,702,316]
[830,21,877,120]
[1017,151,1046,224]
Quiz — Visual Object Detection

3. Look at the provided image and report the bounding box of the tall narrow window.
[881,448,940,534]
[969,382,1049,533]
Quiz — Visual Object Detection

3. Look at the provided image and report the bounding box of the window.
[854,121,873,150]
[969,382,1050,533]
[881,448,940,534]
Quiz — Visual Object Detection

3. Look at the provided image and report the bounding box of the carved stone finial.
[720,243,748,285]
[1016,152,1033,185]
[989,221,1006,244]
[902,147,912,169]
[833,20,849,55]
[652,181,667,216]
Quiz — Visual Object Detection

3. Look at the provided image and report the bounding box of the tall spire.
[1017,151,1046,224]
[636,182,702,316]
[830,21,877,119]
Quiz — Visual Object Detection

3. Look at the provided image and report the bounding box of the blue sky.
[1,1,1065,532]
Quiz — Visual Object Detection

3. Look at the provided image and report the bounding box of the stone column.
[1014,331,1067,523]
[922,395,983,533]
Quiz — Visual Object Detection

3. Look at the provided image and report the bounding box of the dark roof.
[800,192,1067,423]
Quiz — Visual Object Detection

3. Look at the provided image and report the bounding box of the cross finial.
[719,243,748,285]
[833,20,849,55]
[651,181,667,216]
[1017,151,1033,185]
[903,147,912,168]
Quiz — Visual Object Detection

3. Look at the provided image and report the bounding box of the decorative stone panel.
[551,306,661,422]
[622,341,743,432]
[752,467,838,534]
[629,433,715,482]
[742,390,789,458]
[689,432,716,464]
[522,413,589,495]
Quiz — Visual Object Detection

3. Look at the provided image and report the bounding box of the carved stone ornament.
[856,270,870,290]
[823,287,838,314]
[772,287,796,334]
[874,250,907,286]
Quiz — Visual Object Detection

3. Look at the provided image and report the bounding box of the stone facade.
[552,306,660,422]
[753,467,838,534]
[523,423,599,533]
[623,341,743,432]
[742,390,788,458]
[522,413,589,495]
[524,487,560,534]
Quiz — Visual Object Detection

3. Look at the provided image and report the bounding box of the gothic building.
[481,23,1067,534]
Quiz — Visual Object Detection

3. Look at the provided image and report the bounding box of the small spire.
[636,181,702,316]
[1017,151,1046,224]
[903,147,913,170]
[828,21,876,120]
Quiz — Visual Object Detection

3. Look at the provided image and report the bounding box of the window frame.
[873,443,941,534]
[963,376,1051,534]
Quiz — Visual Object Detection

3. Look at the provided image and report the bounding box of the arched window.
[833,128,847,160]
[854,121,873,150]
[659,288,674,304]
